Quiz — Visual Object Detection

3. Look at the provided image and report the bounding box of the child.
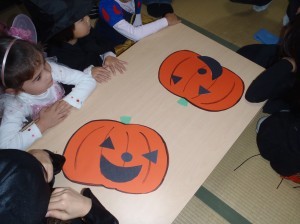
[97,0,181,47]
[256,111,300,184]
[0,36,96,151]
[239,14,300,114]
[240,15,300,183]
[0,149,119,223]
[23,0,127,85]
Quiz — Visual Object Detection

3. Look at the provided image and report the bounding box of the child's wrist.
[35,119,47,133]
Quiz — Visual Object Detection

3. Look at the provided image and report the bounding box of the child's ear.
[5,88,18,95]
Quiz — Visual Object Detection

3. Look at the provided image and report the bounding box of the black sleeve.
[237,44,280,68]
[245,59,295,103]
[82,188,119,224]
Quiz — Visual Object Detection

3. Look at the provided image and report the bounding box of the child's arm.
[0,103,42,150]
[245,59,296,103]
[99,0,180,41]
[48,62,97,109]
[113,17,169,41]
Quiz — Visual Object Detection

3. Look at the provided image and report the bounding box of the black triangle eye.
[143,150,158,164]
[198,68,207,74]
[171,75,182,84]
[100,137,114,149]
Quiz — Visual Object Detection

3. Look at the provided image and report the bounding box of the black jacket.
[257,111,300,176]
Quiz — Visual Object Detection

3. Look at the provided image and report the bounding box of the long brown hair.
[0,35,44,90]
[280,14,300,71]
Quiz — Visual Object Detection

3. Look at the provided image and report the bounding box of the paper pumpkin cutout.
[159,50,244,111]
[63,120,169,194]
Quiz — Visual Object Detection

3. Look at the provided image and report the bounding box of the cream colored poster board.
[29,23,264,224]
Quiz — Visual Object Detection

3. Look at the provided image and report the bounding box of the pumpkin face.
[159,50,244,111]
[63,120,168,194]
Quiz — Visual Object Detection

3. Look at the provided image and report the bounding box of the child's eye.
[36,75,41,81]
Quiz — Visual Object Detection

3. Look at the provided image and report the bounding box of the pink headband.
[1,39,17,88]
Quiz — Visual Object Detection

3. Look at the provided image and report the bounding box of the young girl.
[0,36,96,151]
[240,14,300,114]
[23,0,127,86]
[240,15,300,183]
[98,0,181,47]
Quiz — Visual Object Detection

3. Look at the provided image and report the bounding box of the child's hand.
[46,187,92,220]
[28,149,53,183]
[165,13,181,26]
[36,100,71,133]
[91,66,112,83]
[103,56,127,75]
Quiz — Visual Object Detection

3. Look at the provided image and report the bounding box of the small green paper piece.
[120,116,132,124]
[177,98,188,107]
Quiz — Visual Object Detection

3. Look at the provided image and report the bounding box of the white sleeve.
[133,14,142,26]
[49,62,97,109]
[0,103,42,151]
[113,18,168,42]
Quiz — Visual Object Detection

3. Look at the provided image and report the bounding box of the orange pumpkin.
[159,50,244,111]
[63,120,169,194]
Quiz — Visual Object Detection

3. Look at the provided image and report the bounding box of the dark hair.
[280,14,300,70]
[0,35,44,90]
[50,24,75,44]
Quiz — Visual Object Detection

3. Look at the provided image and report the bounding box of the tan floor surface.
[172,0,287,47]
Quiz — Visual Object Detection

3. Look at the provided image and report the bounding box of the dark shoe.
[230,0,271,6]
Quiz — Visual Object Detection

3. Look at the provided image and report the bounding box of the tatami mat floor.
[172,0,287,47]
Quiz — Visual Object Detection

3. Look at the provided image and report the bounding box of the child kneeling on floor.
[0,35,96,151]
[240,15,300,183]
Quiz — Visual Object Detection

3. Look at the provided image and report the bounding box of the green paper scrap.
[177,98,188,107]
[120,116,132,124]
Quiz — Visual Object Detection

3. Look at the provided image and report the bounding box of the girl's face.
[22,61,53,95]
[73,16,91,39]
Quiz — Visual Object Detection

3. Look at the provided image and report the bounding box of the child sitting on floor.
[97,0,181,47]
[23,0,127,87]
[0,34,96,151]
[240,15,300,183]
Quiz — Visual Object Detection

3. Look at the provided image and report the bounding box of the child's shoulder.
[1,94,29,115]
[99,0,119,7]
